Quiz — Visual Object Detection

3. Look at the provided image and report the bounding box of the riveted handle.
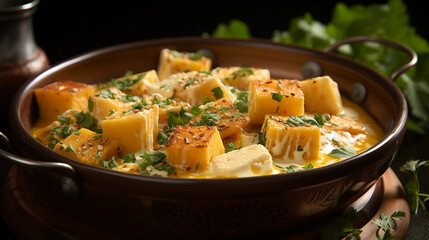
[0,132,80,200]
[324,36,417,81]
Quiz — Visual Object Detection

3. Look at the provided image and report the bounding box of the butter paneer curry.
[32,49,384,178]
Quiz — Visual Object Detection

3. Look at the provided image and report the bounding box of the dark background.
[2,0,429,239]
[32,0,428,64]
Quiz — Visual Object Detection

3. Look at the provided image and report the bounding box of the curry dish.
[31,49,384,178]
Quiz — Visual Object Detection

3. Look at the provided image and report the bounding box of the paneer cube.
[262,115,320,163]
[109,70,159,96]
[248,79,304,124]
[300,76,343,114]
[168,71,234,106]
[211,144,273,177]
[190,98,248,139]
[34,81,96,125]
[157,49,212,80]
[90,87,136,122]
[228,132,259,149]
[53,128,119,165]
[145,94,191,124]
[165,126,225,172]
[101,105,159,154]
[144,78,177,99]
[211,66,270,90]
[323,115,366,135]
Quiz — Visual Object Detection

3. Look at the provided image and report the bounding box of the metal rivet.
[302,61,323,79]
[61,177,79,200]
[196,48,215,64]
[351,82,367,103]
[386,118,395,131]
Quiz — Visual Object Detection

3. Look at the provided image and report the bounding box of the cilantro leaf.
[400,159,429,214]
[319,207,362,240]
[328,146,357,158]
[139,151,175,176]
[211,87,224,99]
[210,19,251,39]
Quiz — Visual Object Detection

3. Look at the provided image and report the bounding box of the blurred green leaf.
[211,19,251,39]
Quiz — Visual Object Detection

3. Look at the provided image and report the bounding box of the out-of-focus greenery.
[209,0,429,134]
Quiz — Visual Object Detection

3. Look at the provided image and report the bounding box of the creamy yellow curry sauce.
[32,49,384,178]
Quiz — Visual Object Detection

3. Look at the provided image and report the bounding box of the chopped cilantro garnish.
[234,91,249,113]
[271,92,283,102]
[101,71,144,92]
[119,152,137,163]
[152,95,173,107]
[285,115,329,128]
[139,151,175,176]
[100,157,118,169]
[184,79,195,89]
[191,106,203,115]
[160,84,171,90]
[193,110,222,126]
[211,87,224,99]
[93,135,103,140]
[225,141,242,153]
[328,146,357,158]
[120,94,142,103]
[166,107,193,131]
[65,145,76,153]
[99,89,116,99]
[203,97,211,104]
[88,97,93,112]
[231,67,254,79]
[74,111,96,129]
[156,131,169,145]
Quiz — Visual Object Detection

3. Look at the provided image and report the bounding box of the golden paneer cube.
[144,78,177,99]
[248,79,304,124]
[53,128,119,165]
[110,70,159,96]
[145,94,191,124]
[190,98,248,140]
[211,66,270,90]
[157,49,212,80]
[34,81,96,125]
[263,115,320,163]
[101,105,159,154]
[300,76,343,114]
[90,87,136,122]
[170,71,234,106]
[165,126,225,172]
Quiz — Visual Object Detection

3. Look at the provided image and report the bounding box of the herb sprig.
[400,159,429,214]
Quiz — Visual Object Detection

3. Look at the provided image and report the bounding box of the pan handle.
[0,131,80,200]
[323,36,417,81]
